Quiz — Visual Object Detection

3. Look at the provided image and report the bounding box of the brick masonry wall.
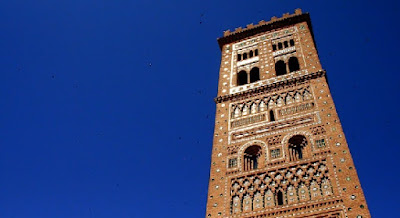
[206,10,370,218]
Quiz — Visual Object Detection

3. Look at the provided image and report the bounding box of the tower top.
[217,9,315,50]
[206,10,370,217]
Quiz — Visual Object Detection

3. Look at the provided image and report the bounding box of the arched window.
[243,145,261,171]
[275,60,287,76]
[243,53,248,60]
[288,135,307,161]
[289,39,295,46]
[278,42,283,49]
[277,190,284,205]
[249,50,254,58]
[237,54,242,61]
[250,67,260,83]
[255,49,258,56]
[288,56,300,72]
[237,71,248,85]
[272,44,277,51]
[284,41,288,48]
[269,110,275,121]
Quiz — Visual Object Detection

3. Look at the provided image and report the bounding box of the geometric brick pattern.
[206,9,370,218]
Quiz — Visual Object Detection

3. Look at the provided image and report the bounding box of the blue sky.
[0,0,399,217]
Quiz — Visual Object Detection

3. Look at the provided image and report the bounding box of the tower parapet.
[206,9,371,218]
[218,9,316,50]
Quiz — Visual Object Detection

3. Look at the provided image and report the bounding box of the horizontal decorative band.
[231,114,266,128]
[279,102,315,117]
[231,113,316,141]
[214,70,325,104]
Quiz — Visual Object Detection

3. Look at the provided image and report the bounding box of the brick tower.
[205,9,370,218]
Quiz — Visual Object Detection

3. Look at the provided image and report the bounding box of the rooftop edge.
[217,9,314,50]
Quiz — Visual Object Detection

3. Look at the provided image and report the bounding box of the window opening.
[237,54,242,61]
[269,110,275,122]
[228,158,238,168]
[278,42,283,49]
[275,60,287,76]
[272,44,277,51]
[255,49,258,56]
[237,71,248,85]
[288,135,307,161]
[243,53,248,60]
[284,41,288,48]
[249,50,254,58]
[277,191,284,205]
[316,139,326,148]
[243,145,261,171]
[288,56,300,72]
[289,39,295,46]
[271,149,280,158]
[250,67,260,83]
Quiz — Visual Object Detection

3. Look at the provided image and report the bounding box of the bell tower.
[206,9,370,218]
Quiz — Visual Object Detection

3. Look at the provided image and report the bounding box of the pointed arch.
[268,98,275,108]
[287,185,298,204]
[259,100,266,112]
[310,180,322,200]
[294,92,302,102]
[250,102,258,114]
[298,183,310,202]
[321,178,333,196]
[285,94,293,104]
[276,190,284,205]
[242,104,249,116]
[232,195,241,214]
[276,96,284,106]
[253,191,263,210]
[231,106,236,118]
[303,90,312,100]
[264,189,275,208]
[242,194,252,212]
[234,107,241,118]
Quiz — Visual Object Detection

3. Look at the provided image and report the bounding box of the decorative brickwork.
[206,9,370,218]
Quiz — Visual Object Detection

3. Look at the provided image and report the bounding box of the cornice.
[217,10,315,50]
[214,70,326,104]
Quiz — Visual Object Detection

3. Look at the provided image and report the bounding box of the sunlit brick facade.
[206,9,370,218]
